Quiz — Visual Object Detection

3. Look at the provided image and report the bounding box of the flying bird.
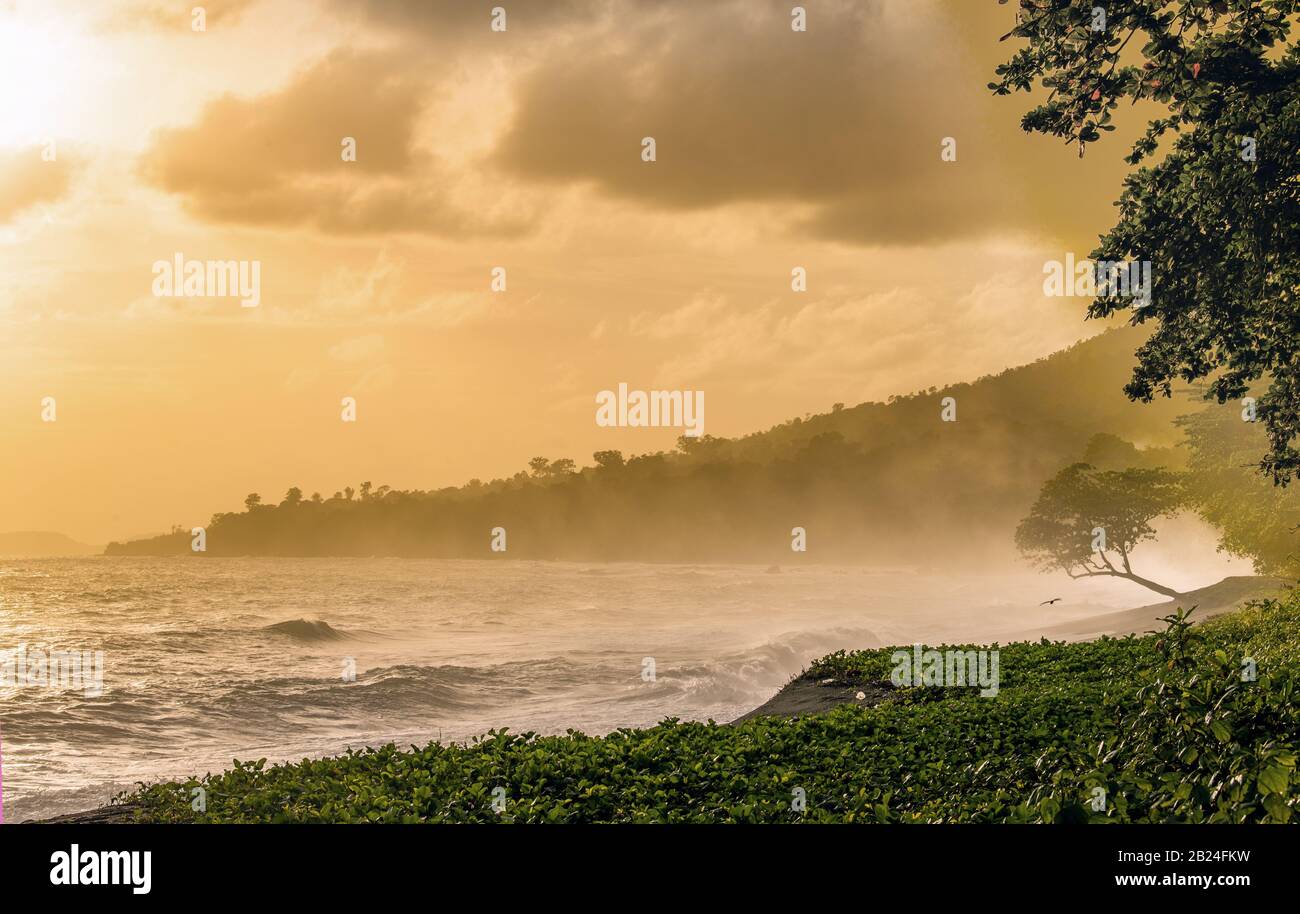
[1040,598,1062,605]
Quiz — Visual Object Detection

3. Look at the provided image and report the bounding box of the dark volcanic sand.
[730,677,897,723]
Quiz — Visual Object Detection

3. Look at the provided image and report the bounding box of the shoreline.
[24,574,1290,824]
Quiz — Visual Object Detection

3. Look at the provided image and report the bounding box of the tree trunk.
[1117,571,1181,599]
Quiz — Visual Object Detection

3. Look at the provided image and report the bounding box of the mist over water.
[0,546,1250,821]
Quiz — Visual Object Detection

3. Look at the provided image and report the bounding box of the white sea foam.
[0,555,1241,821]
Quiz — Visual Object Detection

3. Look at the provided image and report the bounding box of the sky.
[0,0,1151,544]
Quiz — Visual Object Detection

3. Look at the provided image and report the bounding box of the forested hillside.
[107,328,1194,563]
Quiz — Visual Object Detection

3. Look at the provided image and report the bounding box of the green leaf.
[1257,765,1290,796]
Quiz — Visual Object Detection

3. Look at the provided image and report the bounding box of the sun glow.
[0,12,104,146]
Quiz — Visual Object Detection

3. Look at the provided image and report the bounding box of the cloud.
[139,50,533,238]
[355,363,397,393]
[283,366,321,393]
[486,0,1120,246]
[98,0,258,32]
[134,0,1126,247]
[625,264,1087,398]
[328,333,395,393]
[0,146,77,223]
[311,252,494,326]
[332,0,605,43]
[315,252,405,318]
[328,334,385,362]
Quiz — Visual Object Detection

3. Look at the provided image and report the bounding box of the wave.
[651,626,883,706]
[263,619,352,641]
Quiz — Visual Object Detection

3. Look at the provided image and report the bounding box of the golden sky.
[0,0,1148,543]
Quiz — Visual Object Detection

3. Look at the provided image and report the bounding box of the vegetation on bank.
[102,328,1300,575]
[1013,408,1300,597]
[106,330,1180,564]
[123,591,1300,823]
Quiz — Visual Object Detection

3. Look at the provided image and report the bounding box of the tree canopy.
[1178,402,1300,573]
[1015,463,1187,596]
[993,0,1300,481]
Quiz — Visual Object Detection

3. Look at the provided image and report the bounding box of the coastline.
[25,574,1290,824]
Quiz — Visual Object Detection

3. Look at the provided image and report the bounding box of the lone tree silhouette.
[1015,464,1185,597]
[993,0,1300,481]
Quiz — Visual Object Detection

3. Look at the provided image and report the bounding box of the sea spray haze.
[0,554,1245,822]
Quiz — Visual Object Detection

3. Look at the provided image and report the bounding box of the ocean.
[0,556,1211,821]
